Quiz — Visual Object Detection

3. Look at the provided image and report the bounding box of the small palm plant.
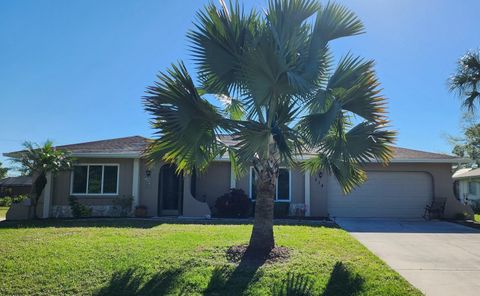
[450,50,480,111]
[144,0,395,257]
[11,141,73,219]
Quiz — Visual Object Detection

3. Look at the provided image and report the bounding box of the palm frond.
[143,62,232,173]
[326,55,387,122]
[312,2,364,43]
[188,1,259,94]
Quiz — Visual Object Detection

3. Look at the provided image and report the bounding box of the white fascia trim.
[71,152,141,158]
[212,156,466,164]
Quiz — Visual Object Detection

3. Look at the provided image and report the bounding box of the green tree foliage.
[9,141,73,219]
[450,49,480,111]
[0,161,8,179]
[451,123,480,166]
[143,0,395,255]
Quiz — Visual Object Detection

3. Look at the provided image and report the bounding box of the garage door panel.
[328,172,432,218]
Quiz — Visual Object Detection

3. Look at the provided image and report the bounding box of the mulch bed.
[226,244,290,264]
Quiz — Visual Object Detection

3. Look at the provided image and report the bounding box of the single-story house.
[0,176,32,197]
[453,167,480,208]
[3,135,472,220]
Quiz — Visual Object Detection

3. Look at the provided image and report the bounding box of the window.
[250,167,290,201]
[469,182,477,195]
[71,164,119,195]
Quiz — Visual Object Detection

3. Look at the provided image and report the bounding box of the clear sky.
[1,0,479,175]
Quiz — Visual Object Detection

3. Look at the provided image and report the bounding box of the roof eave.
[70,152,142,158]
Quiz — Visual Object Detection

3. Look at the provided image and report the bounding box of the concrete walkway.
[336,218,480,296]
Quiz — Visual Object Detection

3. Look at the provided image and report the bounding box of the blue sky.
[1,0,479,174]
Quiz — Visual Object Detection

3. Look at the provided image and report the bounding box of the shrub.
[214,189,251,218]
[114,195,133,217]
[470,200,480,214]
[0,195,28,207]
[69,196,92,218]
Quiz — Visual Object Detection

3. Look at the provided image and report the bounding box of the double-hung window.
[71,164,119,195]
[250,167,290,201]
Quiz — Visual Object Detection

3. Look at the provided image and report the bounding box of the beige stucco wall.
[137,160,223,216]
[139,160,161,216]
[196,161,231,208]
[51,158,134,206]
[44,156,469,219]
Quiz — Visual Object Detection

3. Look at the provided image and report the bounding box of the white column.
[132,159,140,208]
[230,163,236,188]
[42,172,53,219]
[304,170,311,217]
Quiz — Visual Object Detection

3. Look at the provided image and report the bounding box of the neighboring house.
[3,136,472,219]
[0,176,32,197]
[453,168,480,207]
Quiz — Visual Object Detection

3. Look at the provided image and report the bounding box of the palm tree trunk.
[247,157,278,257]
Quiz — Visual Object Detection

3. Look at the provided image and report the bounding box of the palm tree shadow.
[272,272,315,296]
[322,262,364,296]
[271,262,363,296]
[204,256,266,295]
[94,267,189,296]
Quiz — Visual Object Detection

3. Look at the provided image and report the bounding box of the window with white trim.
[71,165,119,195]
[250,167,290,201]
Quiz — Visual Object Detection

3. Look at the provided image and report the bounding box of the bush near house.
[0,195,28,207]
[69,197,92,218]
[214,189,251,218]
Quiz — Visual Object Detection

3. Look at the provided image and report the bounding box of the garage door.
[328,172,432,218]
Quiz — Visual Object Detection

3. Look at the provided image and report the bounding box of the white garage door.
[328,172,432,218]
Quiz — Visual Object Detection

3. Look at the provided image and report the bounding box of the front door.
[158,164,183,215]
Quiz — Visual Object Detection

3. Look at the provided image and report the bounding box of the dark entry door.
[158,165,183,215]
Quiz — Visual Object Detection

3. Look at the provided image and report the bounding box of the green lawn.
[0,207,8,220]
[0,219,420,296]
[475,214,480,222]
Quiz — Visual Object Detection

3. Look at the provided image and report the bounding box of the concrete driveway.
[336,218,480,296]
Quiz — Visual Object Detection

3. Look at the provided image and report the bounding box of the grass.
[0,207,8,220]
[475,214,480,222]
[0,219,421,296]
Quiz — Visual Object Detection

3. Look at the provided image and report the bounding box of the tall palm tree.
[450,50,480,111]
[144,0,395,257]
[11,141,73,219]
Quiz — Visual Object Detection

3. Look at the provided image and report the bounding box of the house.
[453,167,480,208]
[0,176,32,197]
[3,135,472,220]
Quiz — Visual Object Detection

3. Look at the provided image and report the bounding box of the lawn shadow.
[271,262,363,296]
[322,262,364,296]
[204,255,266,295]
[94,267,189,296]
[272,272,315,296]
[0,217,335,230]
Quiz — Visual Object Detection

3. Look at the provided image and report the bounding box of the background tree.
[450,49,480,111]
[450,116,480,167]
[0,161,8,180]
[10,141,73,219]
[144,0,395,257]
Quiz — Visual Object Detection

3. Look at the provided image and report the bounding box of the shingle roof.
[0,176,32,187]
[56,136,149,154]
[453,168,480,179]
[3,135,463,163]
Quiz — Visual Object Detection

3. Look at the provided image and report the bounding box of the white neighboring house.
[453,168,480,207]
